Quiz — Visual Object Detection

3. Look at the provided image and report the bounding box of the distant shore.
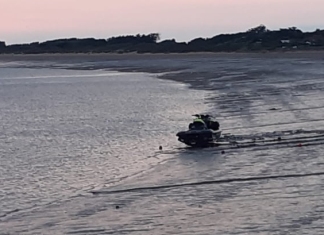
[1,26,324,54]
[1,50,324,62]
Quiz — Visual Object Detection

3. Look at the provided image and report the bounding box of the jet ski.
[176,114,222,147]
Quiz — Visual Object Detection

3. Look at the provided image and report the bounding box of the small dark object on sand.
[277,137,282,141]
[221,150,225,154]
[159,146,163,150]
[116,205,120,209]
[269,108,278,111]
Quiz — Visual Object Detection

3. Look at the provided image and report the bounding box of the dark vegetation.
[1,25,324,54]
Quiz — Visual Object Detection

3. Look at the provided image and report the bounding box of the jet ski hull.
[176,129,222,147]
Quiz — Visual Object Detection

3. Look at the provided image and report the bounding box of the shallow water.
[0,65,208,231]
[1,55,324,234]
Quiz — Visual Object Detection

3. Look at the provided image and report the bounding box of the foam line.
[91,171,324,195]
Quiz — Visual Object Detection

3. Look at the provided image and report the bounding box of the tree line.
[1,26,324,54]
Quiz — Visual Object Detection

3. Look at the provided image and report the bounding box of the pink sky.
[1,0,323,44]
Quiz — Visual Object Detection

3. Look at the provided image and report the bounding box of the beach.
[1,52,324,234]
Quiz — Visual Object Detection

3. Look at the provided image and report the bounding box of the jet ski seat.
[189,121,207,130]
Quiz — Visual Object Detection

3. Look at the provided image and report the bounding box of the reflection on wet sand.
[1,53,324,234]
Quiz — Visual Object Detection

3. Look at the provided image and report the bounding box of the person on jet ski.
[189,116,207,130]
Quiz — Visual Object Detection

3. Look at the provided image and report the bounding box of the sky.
[1,0,324,45]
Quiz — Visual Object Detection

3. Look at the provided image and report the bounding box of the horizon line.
[2,25,324,46]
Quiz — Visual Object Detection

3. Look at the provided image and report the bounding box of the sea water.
[1,56,324,234]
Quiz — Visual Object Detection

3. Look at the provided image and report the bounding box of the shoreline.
[1,50,324,96]
[1,50,324,61]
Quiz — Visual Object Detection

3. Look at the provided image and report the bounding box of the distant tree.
[3,26,324,54]
[288,27,298,31]
[188,37,206,44]
[107,33,160,44]
[0,41,5,53]
[247,25,268,34]
[148,33,160,42]
[277,27,303,40]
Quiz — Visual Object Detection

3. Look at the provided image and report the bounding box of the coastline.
[1,50,324,61]
[1,50,324,94]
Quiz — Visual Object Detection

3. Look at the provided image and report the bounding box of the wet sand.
[1,52,324,234]
[1,51,324,87]
[1,51,324,60]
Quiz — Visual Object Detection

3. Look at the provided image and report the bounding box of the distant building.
[281,40,290,44]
